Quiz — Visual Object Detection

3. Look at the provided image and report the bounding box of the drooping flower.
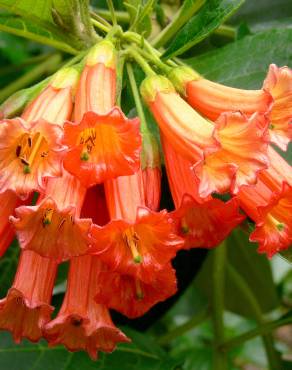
[169,64,292,150]
[44,255,130,360]
[162,136,244,248]
[0,250,57,342]
[95,262,177,318]
[63,41,141,187]
[263,64,292,150]
[196,111,270,196]
[91,170,184,283]
[140,75,219,164]
[0,67,79,199]
[141,132,161,211]
[238,147,292,257]
[11,170,92,262]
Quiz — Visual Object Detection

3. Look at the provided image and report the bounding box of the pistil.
[123,227,142,263]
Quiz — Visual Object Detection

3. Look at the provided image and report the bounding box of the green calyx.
[168,66,201,96]
[140,75,175,103]
[86,40,117,68]
[51,67,80,90]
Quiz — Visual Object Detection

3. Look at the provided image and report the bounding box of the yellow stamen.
[79,128,97,160]
[16,132,46,171]
[123,227,142,263]
[181,218,189,234]
[268,214,285,231]
[42,208,54,226]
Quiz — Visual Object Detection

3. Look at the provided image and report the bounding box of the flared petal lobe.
[0,118,66,198]
[63,108,141,187]
[91,207,184,283]
[202,112,270,195]
[95,263,177,318]
[172,195,244,249]
[0,250,56,342]
[263,64,292,150]
[44,255,129,359]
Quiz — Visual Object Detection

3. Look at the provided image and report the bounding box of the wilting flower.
[44,255,130,360]
[11,171,92,261]
[0,250,57,342]
[141,132,161,211]
[238,147,292,257]
[95,262,177,318]
[162,136,244,248]
[63,41,141,187]
[169,64,292,150]
[91,170,184,282]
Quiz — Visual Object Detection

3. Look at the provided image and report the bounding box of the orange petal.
[95,264,177,318]
[250,182,292,258]
[0,118,66,199]
[263,64,292,151]
[91,207,184,283]
[0,250,56,342]
[63,108,141,187]
[172,194,245,249]
[11,197,92,261]
[44,256,130,359]
[142,167,161,211]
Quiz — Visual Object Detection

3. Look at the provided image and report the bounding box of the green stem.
[90,10,112,28]
[227,265,281,370]
[220,315,292,352]
[212,243,228,370]
[91,18,111,33]
[126,63,148,133]
[0,54,62,103]
[95,9,130,23]
[126,48,156,77]
[214,24,236,39]
[106,0,117,26]
[151,0,205,48]
[157,307,209,345]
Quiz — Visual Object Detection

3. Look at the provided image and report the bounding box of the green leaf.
[230,0,292,32]
[124,0,154,37]
[0,328,180,370]
[185,28,292,89]
[0,241,19,298]
[195,228,279,318]
[162,0,244,59]
[0,13,78,54]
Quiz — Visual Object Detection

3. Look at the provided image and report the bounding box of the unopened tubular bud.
[86,40,117,69]
[140,75,175,103]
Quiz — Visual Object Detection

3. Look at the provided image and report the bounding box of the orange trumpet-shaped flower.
[238,148,292,257]
[170,64,291,150]
[95,263,177,318]
[63,41,141,187]
[162,136,244,248]
[0,250,57,342]
[11,171,92,262]
[0,67,78,199]
[44,255,130,360]
[263,64,292,150]
[141,132,161,211]
[196,111,270,196]
[91,170,184,283]
[140,75,219,165]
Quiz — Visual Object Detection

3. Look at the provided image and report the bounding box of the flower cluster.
[0,38,291,359]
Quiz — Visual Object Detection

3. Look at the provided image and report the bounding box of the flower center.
[79,128,97,161]
[16,132,48,173]
[42,208,54,226]
[181,218,189,234]
[267,214,285,231]
[123,227,142,264]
